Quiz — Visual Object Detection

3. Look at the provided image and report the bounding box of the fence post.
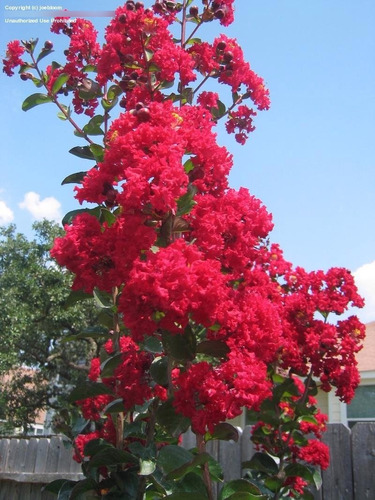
[352,422,375,499]
[320,423,354,500]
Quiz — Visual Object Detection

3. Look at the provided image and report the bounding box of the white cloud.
[0,200,14,225]
[353,261,375,323]
[19,191,62,222]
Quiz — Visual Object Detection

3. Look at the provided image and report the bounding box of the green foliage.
[0,220,103,433]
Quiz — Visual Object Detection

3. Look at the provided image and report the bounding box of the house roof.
[356,321,375,372]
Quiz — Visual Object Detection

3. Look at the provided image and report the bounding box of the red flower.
[119,239,228,341]
[298,439,330,470]
[3,40,25,76]
[226,105,257,144]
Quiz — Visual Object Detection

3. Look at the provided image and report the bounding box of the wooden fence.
[0,423,374,499]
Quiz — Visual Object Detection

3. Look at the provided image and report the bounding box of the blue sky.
[1,0,374,322]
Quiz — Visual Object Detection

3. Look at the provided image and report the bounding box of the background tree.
[0,220,103,434]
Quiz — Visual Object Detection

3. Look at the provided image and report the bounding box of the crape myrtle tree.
[0,221,102,434]
[3,0,365,498]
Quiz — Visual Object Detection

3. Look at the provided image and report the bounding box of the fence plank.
[240,425,255,463]
[24,437,38,473]
[352,422,375,499]
[0,438,10,472]
[34,438,50,476]
[321,424,353,500]
[218,433,242,483]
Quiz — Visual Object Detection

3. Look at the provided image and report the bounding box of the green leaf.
[57,104,70,121]
[149,62,160,73]
[22,93,52,111]
[128,441,156,460]
[107,84,122,100]
[211,100,227,120]
[139,459,156,476]
[166,452,211,480]
[69,146,95,160]
[273,378,300,400]
[145,48,154,62]
[36,47,54,63]
[93,288,113,309]
[83,438,112,456]
[284,463,315,482]
[206,423,239,443]
[185,37,202,46]
[80,115,104,136]
[52,73,70,94]
[297,415,318,425]
[143,335,163,354]
[242,453,279,475]
[206,454,224,483]
[157,445,194,475]
[176,186,197,216]
[97,309,114,330]
[89,143,104,162]
[70,478,98,499]
[160,79,175,90]
[21,37,39,54]
[111,470,140,498]
[62,207,101,226]
[181,87,194,105]
[103,398,126,414]
[99,208,116,227]
[156,400,191,437]
[61,171,87,185]
[88,447,138,469]
[64,289,93,308]
[162,325,196,361]
[62,328,107,343]
[71,417,90,436]
[264,477,282,493]
[68,382,113,403]
[102,96,119,111]
[150,356,169,386]
[196,340,229,358]
[297,491,314,500]
[83,64,97,73]
[101,352,123,378]
[56,480,77,500]
[312,468,322,490]
[219,479,265,500]
[42,479,70,494]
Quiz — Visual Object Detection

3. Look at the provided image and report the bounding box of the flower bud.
[126,0,136,11]
[189,5,199,17]
[137,107,151,122]
[216,41,226,52]
[214,9,225,20]
[223,51,234,63]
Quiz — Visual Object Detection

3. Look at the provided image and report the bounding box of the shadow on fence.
[0,423,374,499]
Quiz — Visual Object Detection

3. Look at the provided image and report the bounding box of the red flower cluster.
[2,40,25,76]
[251,374,330,493]
[226,105,256,144]
[97,5,195,88]
[280,267,365,401]
[119,239,228,340]
[173,352,271,435]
